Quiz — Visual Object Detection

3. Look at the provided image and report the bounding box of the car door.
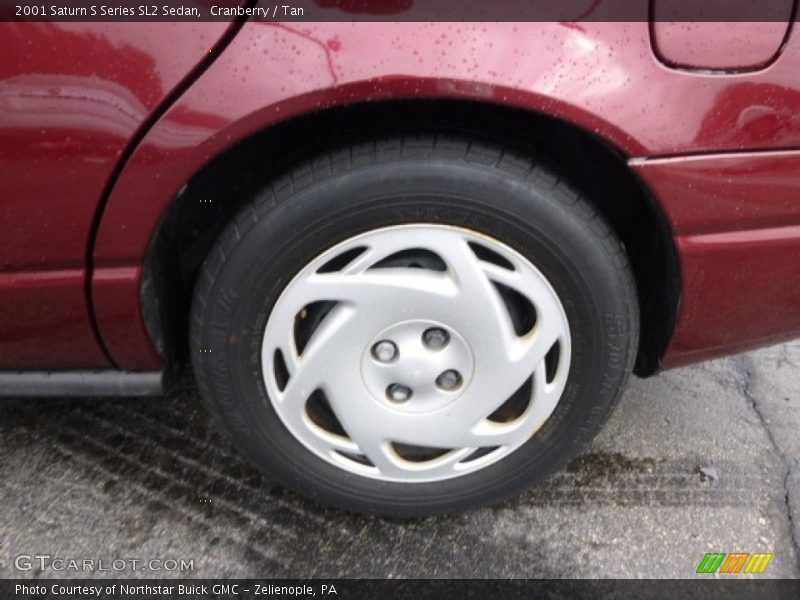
[0,22,235,369]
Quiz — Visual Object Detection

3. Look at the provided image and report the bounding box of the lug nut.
[436,370,462,391]
[386,384,413,403]
[372,340,398,363]
[422,327,450,350]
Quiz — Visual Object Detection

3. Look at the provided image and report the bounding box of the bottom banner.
[3,579,800,600]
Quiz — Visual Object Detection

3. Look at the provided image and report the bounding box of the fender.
[91,21,800,369]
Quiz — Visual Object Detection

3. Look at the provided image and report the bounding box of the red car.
[3,13,800,516]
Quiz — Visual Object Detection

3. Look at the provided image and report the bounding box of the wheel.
[191,136,638,516]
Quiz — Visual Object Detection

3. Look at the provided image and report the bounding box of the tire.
[190,136,639,517]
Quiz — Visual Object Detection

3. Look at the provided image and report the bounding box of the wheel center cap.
[361,320,474,413]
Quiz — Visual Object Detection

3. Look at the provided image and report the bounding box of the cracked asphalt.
[1,343,798,579]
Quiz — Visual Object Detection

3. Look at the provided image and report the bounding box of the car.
[2,13,800,517]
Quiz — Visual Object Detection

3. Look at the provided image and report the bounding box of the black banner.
[1,0,798,22]
[4,580,800,600]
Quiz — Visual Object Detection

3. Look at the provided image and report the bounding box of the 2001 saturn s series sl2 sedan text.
[3,13,800,516]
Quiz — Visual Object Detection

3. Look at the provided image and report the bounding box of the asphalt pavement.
[1,343,798,579]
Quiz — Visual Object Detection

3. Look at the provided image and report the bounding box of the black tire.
[190,136,639,517]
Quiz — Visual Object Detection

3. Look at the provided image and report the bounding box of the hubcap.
[261,224,571,482]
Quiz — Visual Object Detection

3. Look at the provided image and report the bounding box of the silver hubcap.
[261,224,571,482]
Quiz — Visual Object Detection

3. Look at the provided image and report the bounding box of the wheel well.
[144,99,679,376]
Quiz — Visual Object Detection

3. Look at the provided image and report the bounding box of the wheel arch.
[134,99,679,376]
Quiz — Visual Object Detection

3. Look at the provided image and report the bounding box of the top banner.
[1,0,798,22]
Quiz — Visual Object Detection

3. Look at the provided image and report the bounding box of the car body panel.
[0,269,109,368]
[0,22,235,368]
[633,151,800,366]
[95,21,800,260]
[93,264,164,368]
[667,224,800,366]
[90,21,800,370]
[2,20,800,372]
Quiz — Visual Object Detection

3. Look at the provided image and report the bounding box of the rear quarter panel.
[92,21,800,370]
